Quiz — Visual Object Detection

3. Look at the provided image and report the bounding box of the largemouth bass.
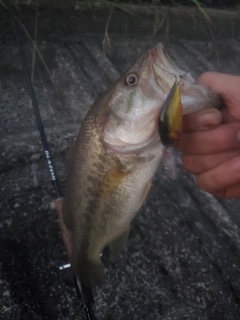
[62,43,221,287]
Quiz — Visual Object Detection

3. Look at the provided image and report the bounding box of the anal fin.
[136,179,152,211]
[62,197,73,230]
[109,227,130,260]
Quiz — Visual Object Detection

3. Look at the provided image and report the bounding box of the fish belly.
[62,115,162,286]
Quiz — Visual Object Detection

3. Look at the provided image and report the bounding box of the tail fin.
[74,276,94,305]
[71,253,105,288]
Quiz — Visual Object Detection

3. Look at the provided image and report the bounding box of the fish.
[62,43,222,287]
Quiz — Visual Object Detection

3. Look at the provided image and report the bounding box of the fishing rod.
[7,2,97,319]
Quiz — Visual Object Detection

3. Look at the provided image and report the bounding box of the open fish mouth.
[151,43,222,114]
[151,43,194,94]
[154,44,186,77]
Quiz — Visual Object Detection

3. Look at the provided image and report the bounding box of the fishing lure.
[158,76,183,179]
[158,75,183,147]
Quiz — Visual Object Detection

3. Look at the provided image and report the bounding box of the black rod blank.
[7,2,62,199]
[7,3,97,319]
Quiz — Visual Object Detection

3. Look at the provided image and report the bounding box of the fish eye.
[125,73,139,86]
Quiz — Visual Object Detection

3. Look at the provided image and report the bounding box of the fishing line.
[7,2,96,319]
[178,70,189,78]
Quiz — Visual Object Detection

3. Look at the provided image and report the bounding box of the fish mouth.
[154,44,183,76]
[151,43,195,94]
[151,43,222,114]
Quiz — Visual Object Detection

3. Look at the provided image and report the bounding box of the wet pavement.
[1,5,240,320]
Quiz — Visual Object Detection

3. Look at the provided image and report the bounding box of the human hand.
[178,72,240,199]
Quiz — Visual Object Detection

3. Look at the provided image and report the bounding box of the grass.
[0,0,214,76]
[74,0,214,50]
[2,0,240,10]
[1,0,238,85]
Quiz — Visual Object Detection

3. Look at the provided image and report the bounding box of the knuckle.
[197,172,221,193]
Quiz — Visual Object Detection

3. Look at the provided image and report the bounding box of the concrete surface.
[1,5,240,320]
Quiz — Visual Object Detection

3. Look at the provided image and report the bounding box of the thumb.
[196,72,240,122]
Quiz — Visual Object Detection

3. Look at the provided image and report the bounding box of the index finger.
[178,122,240,154]
[182,108,222,132]
[196,72,240,122]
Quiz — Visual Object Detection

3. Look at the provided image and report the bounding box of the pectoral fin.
[163,148,177,180]
[99,161,129,198]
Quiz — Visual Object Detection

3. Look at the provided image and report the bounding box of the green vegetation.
[73,0,240,11]
[2,0,240,10]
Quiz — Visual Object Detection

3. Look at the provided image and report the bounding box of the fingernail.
[199,109,222,128]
